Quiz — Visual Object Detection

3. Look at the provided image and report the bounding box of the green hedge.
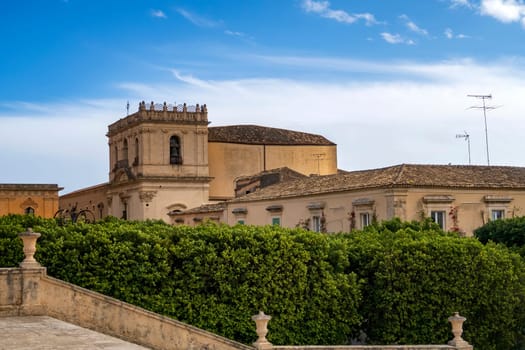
[1,215,525,349]
[475,216,525,251]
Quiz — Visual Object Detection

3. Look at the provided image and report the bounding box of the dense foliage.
[1,214,525,349]
[475,216,525,252]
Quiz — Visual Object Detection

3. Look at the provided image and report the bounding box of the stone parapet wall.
[40,274,251,350]
[274,346,454,350]
[0,267,46,317]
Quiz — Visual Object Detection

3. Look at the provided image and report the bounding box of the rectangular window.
[311,216,321,232]
[430,210,446,230]
[491,209,505,221]
[237,219,245,225]
[360,213,371,228]
[272,217,281,226]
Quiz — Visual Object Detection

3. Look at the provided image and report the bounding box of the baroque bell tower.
[106,101,211,221]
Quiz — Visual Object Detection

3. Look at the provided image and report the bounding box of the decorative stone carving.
[139,191,157,203]
[20,197,38,210]
[119,192,130,203]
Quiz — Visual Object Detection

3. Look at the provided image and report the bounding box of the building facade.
[0,184,62,218]
[60,101,338,222]
[174,164,525,236]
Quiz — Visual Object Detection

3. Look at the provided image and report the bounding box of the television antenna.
[455,131,471,165]
[467,94,499,166]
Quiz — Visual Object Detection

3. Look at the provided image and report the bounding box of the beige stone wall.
[0,185,61,218]
[209,143,337,200]
[106,180,210,222]
[40,275,251,350]
[273,347,455,350]
[226,187,525,236]
[108,122,209,183]
[401,188,525,235]
[59,183,109,220]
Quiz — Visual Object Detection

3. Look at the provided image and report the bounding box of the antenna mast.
[456,131,471,165]
[467,94,496,166]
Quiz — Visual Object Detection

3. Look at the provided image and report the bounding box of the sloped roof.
[230,164,525,202]
[235,167,307,183]
[172,202,227,215]
[208,125,335,146]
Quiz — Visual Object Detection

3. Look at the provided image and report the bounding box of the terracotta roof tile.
[230,164,525,202]
[208,125,335,145]
[173,202,227,215]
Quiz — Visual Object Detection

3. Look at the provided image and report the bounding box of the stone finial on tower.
[139,101,146,111]
[163,102,168,111]
[149,101,155,111]
[18,228,42,269]
[183,103,187,113]
[202,104,207,113]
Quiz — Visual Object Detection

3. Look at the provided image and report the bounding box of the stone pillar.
[18,228,41,269]
[448,312,473,350]
[252,311,272,350]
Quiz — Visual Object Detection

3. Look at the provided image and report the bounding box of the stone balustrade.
[107,101,209,136]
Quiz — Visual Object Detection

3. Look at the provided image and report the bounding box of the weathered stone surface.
[0,316,150,349]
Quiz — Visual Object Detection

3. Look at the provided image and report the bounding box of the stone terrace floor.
[0,316,151,349]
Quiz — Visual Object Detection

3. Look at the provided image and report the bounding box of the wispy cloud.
[400,14,428,35]
[301,0,379,25]
[176,8,220,28]
[449,0,474,8]
[150,9,167,19]
[380,32,415,45]
[225,30,244,37]
[444,27,470,38]
[170,69,217,89]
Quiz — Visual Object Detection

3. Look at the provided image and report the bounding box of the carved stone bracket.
[139,191,157,203]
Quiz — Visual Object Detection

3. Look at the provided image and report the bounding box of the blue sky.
[2,0,525,193]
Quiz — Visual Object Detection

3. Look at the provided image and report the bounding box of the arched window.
[122,139,129,163]
[134,138,139,165]
[24,207,35,215]
[170,135,182,164]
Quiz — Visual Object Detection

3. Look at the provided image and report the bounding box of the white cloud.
[480,0,525,24]
[451,0,525,28]
[150,9,167,19]
[400,14,429,35]
[380,32,415,45]
[301,0,379,25]
[176,8,220,27]
[3,58,525,191]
